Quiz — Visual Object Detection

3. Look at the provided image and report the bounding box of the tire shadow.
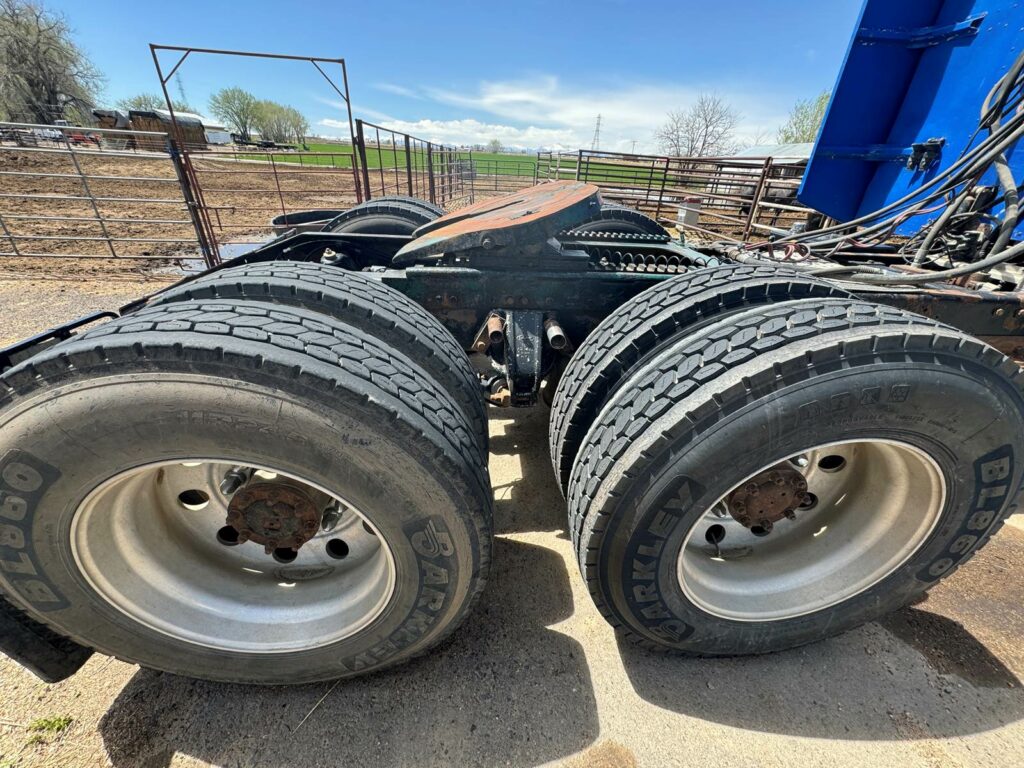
[617,524,1024,739]
[488,406,568,537]
[99,536,598,768]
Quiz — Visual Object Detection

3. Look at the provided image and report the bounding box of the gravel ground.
[1,277,1023,768]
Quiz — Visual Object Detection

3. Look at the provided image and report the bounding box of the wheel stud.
[321,503,343,532]
[219,467,250,495]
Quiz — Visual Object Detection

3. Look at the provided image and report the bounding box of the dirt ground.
[1,276,1024,768]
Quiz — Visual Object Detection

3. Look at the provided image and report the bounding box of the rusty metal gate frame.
[150,44,360,267]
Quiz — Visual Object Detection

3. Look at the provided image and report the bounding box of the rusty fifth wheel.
[567,295,1024,654]
[0,298,492,684]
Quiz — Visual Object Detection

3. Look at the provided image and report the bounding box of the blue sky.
[50,0,864,151]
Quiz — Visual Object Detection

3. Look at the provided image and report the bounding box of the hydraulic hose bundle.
[737,50,1024,287]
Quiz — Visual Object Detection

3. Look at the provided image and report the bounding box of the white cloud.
[320,116,579,150]
[321,76,791,152]
[373,82,423,99]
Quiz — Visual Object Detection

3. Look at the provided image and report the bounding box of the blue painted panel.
[799,0,1024,238]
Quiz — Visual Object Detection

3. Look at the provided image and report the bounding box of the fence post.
[427,142,437,204]
[404,135,414,196]
[355,119,372,201]
[167,135,218,267]
[575,149,582,181]
[743,157,773,240]
[654,156,671,222]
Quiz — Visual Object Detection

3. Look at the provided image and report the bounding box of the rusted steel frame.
[355,120,372,201]
[427,143,436,204]
[268,154,288,216]
[654,156,671,221]
[743,158,773,240]
[404,135,413,196]
[150,48,219,265]
[149,45,359,264]
[866,285,1024,335]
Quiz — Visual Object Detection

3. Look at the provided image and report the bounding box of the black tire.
[324,199,437,232]
[0,300,492,684]
[362,195,445,219]
[569,297,1024,654]
[323,200,437,265]
[149,261,487,452]
[567,203,668,236]
[548,265,853,492]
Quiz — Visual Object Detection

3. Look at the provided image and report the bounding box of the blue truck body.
[800,0,1023,238]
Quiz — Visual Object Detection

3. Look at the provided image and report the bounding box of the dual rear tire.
[0,262,491,683]
[551,266,1024,654]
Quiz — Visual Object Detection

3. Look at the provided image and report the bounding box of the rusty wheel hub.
[225,482,322,554]
[726,466,808,532]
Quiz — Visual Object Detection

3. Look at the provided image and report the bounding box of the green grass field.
[239,143,540,176]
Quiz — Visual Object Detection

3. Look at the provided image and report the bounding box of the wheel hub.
[726,466,807,532]
[225,482,323,554]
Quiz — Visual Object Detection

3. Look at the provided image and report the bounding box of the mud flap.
[0,596,92,683]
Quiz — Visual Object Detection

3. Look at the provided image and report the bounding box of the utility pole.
[590,114,602,151]
[630,139,637,154]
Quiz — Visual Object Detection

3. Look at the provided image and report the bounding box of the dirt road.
[1,277,1023,768]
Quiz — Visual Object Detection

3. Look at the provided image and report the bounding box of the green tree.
[208,87,259,140]
[0,0,102,124]
[284,106,309,146]
[487,138,502,153]
[777,90,831,143]
[116,92,195,114]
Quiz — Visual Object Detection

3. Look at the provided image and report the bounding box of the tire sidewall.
[592,358,1023,653]
[0,371,484,683]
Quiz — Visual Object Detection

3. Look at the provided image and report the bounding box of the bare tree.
[0,0,102,124]
[654,93,740,157]
[487,138,502,154]
[208,87,259,141]
[777,90,831,143]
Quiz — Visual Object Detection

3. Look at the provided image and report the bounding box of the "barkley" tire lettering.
[620,476,700,644]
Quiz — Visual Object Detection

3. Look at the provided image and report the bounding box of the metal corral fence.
[0,121,202,261]
[182,145,363,256]
[538,150,819,241]
[355,119,472,209]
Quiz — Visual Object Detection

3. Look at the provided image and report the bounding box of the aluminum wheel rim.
[677,440,946,622]
[71,460,397,653]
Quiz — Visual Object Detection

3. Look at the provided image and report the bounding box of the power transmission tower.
[590,114,602,151]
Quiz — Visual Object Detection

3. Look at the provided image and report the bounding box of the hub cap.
[677,440,945,622]
[71,461,396,653]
